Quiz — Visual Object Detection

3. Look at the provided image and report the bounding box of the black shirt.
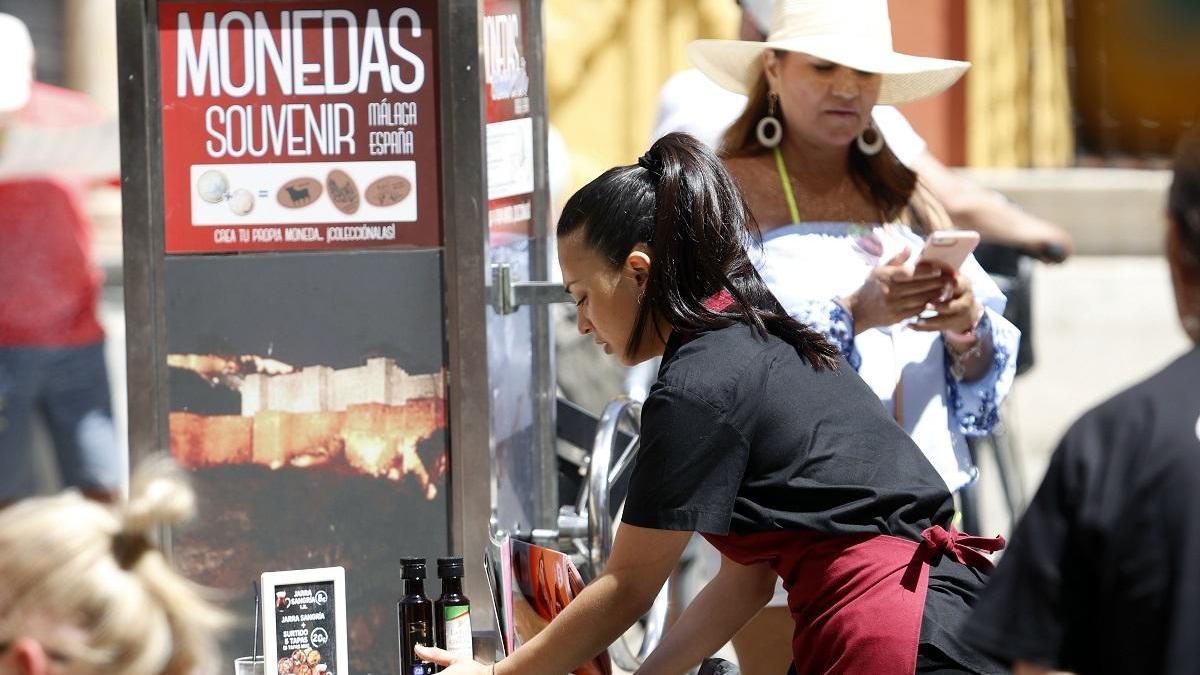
[622,322,955,541]
[962,346,1200,674]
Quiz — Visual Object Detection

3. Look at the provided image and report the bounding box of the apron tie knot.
[902,525,1004,591]
[918,525,1005,571]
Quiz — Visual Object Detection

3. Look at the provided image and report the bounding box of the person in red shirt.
[0,13,119,505]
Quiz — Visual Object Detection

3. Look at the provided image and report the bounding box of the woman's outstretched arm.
[636,554,779,675]
[420,523,691,675]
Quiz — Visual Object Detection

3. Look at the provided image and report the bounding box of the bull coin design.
[277,178,323,208]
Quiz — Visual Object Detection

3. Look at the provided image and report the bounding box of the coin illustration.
[196,170,229,204]
[326,169,359,215]
[364,175,412,207]
[228,188,255,216]
[277,177,323,208]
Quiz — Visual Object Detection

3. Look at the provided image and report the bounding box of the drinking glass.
[234,656,265,675]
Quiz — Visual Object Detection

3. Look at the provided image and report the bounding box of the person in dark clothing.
[961,129,1200,675]
[419,133,1003,674]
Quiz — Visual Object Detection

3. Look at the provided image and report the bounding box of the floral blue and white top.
[752,222,1020,492]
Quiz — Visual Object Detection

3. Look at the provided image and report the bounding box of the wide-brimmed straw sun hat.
[688,0,969,105]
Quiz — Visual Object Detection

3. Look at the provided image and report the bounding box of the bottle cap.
[437,556,465,578]
[400,557,427,579]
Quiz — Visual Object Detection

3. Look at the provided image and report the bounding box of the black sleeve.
[960,419,1094,669]
[621,386,750,535]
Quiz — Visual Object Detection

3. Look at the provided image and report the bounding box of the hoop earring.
[1184,314,1200,340]
[856,120,885,155]
[756,92,783,149]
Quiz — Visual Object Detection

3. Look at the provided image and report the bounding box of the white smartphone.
[915,230,980,272]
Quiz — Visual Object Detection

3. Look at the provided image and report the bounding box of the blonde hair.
[0,457,230,675]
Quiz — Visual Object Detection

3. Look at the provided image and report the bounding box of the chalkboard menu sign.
[261,567,349,675]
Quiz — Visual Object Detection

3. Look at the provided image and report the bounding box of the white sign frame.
[261,566,349,675]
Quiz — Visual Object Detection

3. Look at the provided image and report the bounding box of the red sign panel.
[483,0,534,245]
[158,2,440,253]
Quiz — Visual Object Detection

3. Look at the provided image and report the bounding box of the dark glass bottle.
[435,557,473,663]
[398,557,436,675]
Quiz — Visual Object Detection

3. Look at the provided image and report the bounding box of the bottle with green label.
[435,556,473,666]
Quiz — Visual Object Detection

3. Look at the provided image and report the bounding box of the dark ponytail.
[557,132,840,370]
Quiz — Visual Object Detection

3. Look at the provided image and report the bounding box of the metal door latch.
[490,263,573,315]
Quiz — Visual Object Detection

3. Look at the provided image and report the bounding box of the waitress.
[418,133,1003,674]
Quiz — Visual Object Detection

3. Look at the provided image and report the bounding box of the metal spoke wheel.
[584,397,669,671]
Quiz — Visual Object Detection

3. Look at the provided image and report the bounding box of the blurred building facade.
[545,0,739,189]
[1068,0,1200,163]
[546,0,1196,174]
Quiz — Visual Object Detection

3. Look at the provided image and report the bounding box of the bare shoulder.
[722,153,787,226]
[721,154,767,183]
[721,153,776,197]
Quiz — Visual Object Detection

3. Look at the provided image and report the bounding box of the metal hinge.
[490,262,573,315]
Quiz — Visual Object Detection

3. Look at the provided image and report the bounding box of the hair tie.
[637,151,662,178]
[112,531,154,570]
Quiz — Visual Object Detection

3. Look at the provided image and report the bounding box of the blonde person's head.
[0,457,229,675]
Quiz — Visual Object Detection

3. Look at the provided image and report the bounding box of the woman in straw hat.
[686,1,1023,670]
[692,0,1021,523]
[421,126,1004,673]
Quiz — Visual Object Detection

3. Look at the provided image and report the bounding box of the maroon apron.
[704,527,1003,674]
[695,290,1003,672]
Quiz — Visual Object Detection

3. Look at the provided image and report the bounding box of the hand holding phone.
[842,246,948,332]
[914,230,980,274]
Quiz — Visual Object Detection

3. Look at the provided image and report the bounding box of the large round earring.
[856,119,885,155]
[1183,314,1200,340]
[756,92,783,149]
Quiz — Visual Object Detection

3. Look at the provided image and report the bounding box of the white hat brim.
[688,37,969,105]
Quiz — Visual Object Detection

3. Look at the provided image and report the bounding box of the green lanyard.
[772,146,802,224]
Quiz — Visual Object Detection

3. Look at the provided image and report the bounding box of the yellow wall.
[546,0,739,190]
[966,0,1074,167]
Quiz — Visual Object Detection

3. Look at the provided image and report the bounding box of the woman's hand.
[414,645,490,675]
[912,271,991,381]
[452,525,689,675]
[841,247,949,333]
[910,270,983,337]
